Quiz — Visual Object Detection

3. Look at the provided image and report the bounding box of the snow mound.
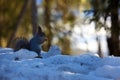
[0,46,61,60]
[41,45,61,58]
[0,46,120,80]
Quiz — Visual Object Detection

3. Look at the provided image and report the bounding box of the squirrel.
[13,26,47,58]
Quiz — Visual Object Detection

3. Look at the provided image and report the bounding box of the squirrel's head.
[35,26,47,44]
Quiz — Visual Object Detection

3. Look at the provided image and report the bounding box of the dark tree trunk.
[109,0,120,56]
[7,0,29,47]
[31,0,38,35]
[107,37,113,55]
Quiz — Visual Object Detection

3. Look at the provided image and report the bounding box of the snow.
[0,46,120,80]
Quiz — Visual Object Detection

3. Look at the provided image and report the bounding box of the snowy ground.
[0,46,120,80]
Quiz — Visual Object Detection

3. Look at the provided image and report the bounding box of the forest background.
[0,0,119,57]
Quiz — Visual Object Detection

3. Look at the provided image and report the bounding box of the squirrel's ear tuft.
[37,26,42,34]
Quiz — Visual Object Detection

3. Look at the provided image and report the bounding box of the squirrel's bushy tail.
[13,37,30,51]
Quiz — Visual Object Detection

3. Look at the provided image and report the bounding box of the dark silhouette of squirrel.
[13,26,47,58]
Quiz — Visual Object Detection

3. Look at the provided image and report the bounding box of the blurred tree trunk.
[93,3,103,57]
[0,0,5,47]
[43,0,53,51]
[56,0,72,54]
[7,0,29,47]
[0,37,1,47]
[96,36,103,57]
[59,36,72,55]
[109,0,120,56]
[31,0,38,35]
